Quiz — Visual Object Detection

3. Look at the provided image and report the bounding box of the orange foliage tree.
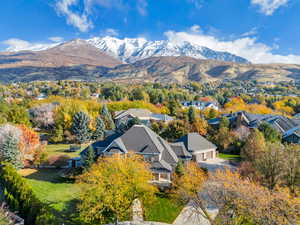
[18,125,42,164]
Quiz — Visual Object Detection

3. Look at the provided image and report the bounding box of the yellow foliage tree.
[77,153,157,224]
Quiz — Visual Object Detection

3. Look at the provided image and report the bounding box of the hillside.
[0,41,300,83]
[1,39,122,68]
[101,56,300,83]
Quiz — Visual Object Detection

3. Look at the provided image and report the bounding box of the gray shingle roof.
[89,125,180,172]
[170,142,192,159]
[178,133,217,153]
[150,160,172,172]
[115,109,152,120]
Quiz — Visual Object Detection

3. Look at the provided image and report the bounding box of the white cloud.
[102,28,119,36]
[251,0,289,15]
[164,26,300,64]
[190,25,201,33]
[55,0,93,32]
[240,27,258,37]
[49,36,64,42]
[2,38,59,52]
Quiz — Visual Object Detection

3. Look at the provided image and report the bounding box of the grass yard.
[20,169,184,224]
[45,144,89,158]
[218,153,241,161]
[20,169,81,225]
[144,193,185,224]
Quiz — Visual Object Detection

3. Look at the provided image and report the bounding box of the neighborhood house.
[80,125,217,185]
[181,101,219,111]
[114,108,173,127]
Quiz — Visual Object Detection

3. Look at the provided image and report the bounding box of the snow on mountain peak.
[86,36,249,63]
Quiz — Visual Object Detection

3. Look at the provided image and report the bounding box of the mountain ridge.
[86,36,249,64]
[0,39,300,83]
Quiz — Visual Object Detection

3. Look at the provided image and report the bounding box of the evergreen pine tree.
[83,146,96,170]
[71,111,91,144]
[93,116,105,140]
[101,104,115,130]
[0,133,23,169]
[188,106,197,124]
[175,160,185,177]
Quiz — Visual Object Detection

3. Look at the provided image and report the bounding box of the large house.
[181,101,219,111]
[178,133,217,162]
[114,108,173,127]
[80,125,217,185]
[209,111,300,144]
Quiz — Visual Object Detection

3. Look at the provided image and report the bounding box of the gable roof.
[115,108,152,120]
[178,133,217,152]
[94,125,180,171]
[170,142,192,159]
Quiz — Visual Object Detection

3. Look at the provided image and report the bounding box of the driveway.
[173,201,218,225]
[198,157,237,171]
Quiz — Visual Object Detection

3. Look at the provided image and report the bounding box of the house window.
[153,173,159,181]
[160,173,169,180]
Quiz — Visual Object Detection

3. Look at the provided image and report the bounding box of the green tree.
[0,133,22,169]
[71,111,91,144]
[258,123,281,143]
[241,129,266,161]
[168,100,180,116]
[219,117,230,129]
[175,160,185,177]
[93,116,105,140]
[82,146,96,170]
[101,104,115,130]
[188,106,197,124]
[50,124,64,143]
[7,104,31,126]
[161,120,188,141]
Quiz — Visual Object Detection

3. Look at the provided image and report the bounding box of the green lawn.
[144,193,185,224]
[22,169,184,225]
[218,153,241,161]
[45,144,89,158]
[22,169,81,225]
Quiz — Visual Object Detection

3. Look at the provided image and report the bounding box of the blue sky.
[1,0,300,63]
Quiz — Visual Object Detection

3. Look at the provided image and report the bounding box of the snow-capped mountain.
[87,36,249,64]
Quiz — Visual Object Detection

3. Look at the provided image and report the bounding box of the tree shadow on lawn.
[25,168,75,183]
[44,199,83,225]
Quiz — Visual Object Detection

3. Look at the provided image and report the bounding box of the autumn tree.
[173,162,211,222]
[213,127,235,151]
[71,111,91,144]
[191,118,208,136]
[241,129,266,161]
[203,169,300,225]
[283,144,300,194]
[253,142,284,190]
[18,125,40,163]
[77,153,157,224]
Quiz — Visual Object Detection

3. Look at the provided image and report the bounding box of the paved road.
[199,157,237,171]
